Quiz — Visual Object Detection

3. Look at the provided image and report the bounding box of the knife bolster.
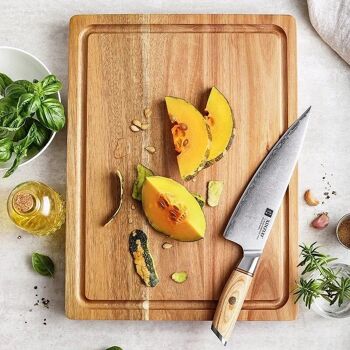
[236,252,261,276]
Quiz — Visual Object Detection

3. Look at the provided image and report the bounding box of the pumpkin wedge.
[204,87,235,167]
[165,96,211,181]
[142,176,206,242]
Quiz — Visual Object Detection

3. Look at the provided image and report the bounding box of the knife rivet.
[229,296,236,305]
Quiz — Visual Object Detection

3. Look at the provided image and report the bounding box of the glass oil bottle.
[7,181,65,236]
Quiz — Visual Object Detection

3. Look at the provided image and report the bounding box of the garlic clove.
[304,189,320,206]
[311,212,329,230]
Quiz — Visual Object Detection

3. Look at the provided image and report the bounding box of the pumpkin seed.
[128,217,133,224]
[145,146,156,154]
[131,205,136,210]
[162,242,173,249]
[130,125,140,132]
[144,107,152,119]
[171,271,188,283]
[183,139,189,146]
[140,123,150,130]
[132,119,142,128]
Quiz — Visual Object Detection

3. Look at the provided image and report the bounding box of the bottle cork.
[12,191,35,214]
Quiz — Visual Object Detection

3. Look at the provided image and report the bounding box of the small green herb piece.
[294,242,350,308]
[132,163,154,201]
[191,192,205,208]
[106,347,123,350]
[171,271,188,283]
[207,180,224,207]
[31,252,55,277]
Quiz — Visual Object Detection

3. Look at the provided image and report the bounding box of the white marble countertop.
[0,1,349,349]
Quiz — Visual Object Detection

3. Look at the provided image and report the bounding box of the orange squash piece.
[142,176,206,242]
[204,87,235,166]
[165,96,211,181]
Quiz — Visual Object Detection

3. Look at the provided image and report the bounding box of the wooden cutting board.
[66,14,298,321]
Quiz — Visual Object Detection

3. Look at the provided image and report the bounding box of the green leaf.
[32,120,51,147]
[106,347,123,350]
[15,80,34,93]
[31,252,55,277]
[37,97,65,131]
[17,93,34,112]
[0,97,17,117]
[3,122,37,177]
[132,163,154,201]
[41,75,62,96]
[5,82,28,99]
[0,138,13,162]
[0,73,13,95]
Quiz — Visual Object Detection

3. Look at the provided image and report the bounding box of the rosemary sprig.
[294,242,350,308]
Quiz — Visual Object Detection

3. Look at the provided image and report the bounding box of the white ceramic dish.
[0,46,58,173]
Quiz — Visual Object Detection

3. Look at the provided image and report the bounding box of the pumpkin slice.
[165,96,211,181]
[142,176,206,241]
[204,87,235,166]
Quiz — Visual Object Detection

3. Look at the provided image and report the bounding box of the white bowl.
[0,46,58,172]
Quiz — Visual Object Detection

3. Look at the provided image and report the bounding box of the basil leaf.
[3,122,37,177]
[41,75,62,96]
[12,118,34,142]
[0,97,17,119]
[32,120,50,147]
[0,73,13,96]
[106,347,123,350]
[31,252,55,277]
[14,80,35,93]
[5,82,28,99]
[37,98,65,131]
[0,138,13,162]
[17,93,34,113]
[28,95,42,114]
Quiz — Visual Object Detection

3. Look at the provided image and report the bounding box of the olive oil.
[7,181,65,236]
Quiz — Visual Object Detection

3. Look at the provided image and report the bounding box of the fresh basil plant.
[0,72,65,177]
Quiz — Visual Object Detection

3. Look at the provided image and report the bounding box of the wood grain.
[212,270,253,344]
[66,14,298,321]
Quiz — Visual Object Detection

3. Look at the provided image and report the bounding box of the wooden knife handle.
[212,268,253,345]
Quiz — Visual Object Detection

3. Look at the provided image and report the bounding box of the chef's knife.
[211,107,311,345]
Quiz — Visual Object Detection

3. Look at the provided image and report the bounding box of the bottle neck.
[12,190,38,215]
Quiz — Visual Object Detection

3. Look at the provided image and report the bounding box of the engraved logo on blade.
[264,208,273,218]
[256,208,274,240]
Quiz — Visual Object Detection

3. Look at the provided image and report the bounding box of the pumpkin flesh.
[165,96,211,181]
[205,87,235,165]
[142,176,206,242]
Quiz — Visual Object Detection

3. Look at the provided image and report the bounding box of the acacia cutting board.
[66,14,298,321]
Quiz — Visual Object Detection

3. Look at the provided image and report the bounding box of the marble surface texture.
[0,1,349,349]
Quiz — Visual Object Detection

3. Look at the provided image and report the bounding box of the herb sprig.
[0,72,65,177]
[294,242,350,308]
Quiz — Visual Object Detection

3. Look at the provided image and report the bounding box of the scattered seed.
[140,123,150,130]
[128,217,133,224]
[131,205,136,210]
[145,146,156,154]
[132,119,142,128]
[130,125,140,132]
[17,235,22,239]
[183,139,189,146]
[144,107,152,119]
[162,242,173,249]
